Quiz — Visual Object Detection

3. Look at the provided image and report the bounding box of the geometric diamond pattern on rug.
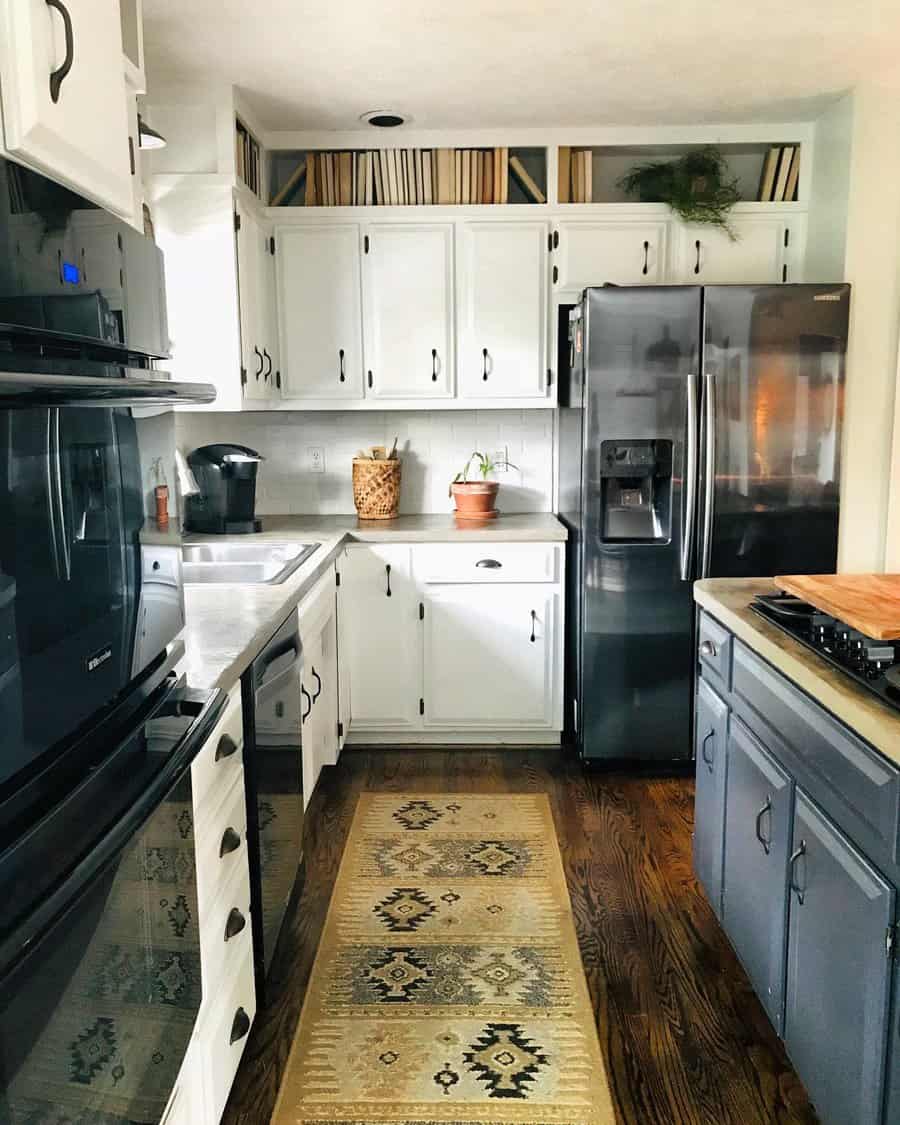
[69,1016,117,1085]
[463,1022,550,1099]
[392,800,444,831]
[366,947,432,1001]
[464,839,524,876]
[373,887,438,932]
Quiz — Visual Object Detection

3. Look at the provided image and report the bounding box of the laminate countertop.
[695,578,900,763]
[180,513,567,695]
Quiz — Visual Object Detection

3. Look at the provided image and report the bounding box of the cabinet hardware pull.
[475,559,502,569]
[254,347,264,379]
[642,240,649,275]
[311,665,322,702]
[275,371,282,390]
[385,563,392,597]
[215,733,239,761]
[482,347,489,381]
[694,240,701,275]
[224,907,246,942]
[301,685,312,723]
[700,727,715,770]
[229,1007,251,1045]
[431,348,438,381]
[553,229,559,250]
[700,638,717,658]
[263,349,272,380]
[367,370,373,389]
[46,0,74,104]
[219,827,241,857]
[80,247,86,284]
[755,797,772,855]
[529,609,537,643]
[339,348,345,382]
[789,840,807,905]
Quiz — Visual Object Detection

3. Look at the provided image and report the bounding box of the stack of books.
[557,148,593,203]
[758,145,800,202]
[235,120,261,197]
[269,148,546,206]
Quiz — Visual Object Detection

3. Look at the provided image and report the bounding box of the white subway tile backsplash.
[175,410,553,515]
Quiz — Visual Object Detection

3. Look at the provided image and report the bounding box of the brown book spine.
[558,146,571,203]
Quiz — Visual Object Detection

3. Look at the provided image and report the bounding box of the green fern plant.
[618,146,742,240]
[449,450,519,496]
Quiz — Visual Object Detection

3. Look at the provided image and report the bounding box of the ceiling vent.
[360,110,409,128]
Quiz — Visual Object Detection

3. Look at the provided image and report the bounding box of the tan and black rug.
[272,792,615,1124]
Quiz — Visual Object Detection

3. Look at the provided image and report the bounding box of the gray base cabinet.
[694,610,900,1125]
[722,717,792,1032]
[693,677,729,917]
[785,791,895,1125]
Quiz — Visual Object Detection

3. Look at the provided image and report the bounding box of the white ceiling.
[142,0,900,131]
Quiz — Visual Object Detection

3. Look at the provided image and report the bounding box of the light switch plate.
[306,446,325,473]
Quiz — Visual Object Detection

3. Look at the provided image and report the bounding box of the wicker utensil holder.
[352,458,401,519]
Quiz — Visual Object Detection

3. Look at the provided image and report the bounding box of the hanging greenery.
[618,146,742,239]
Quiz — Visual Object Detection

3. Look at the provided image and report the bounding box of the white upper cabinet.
[555,220,669,290]
[674,216,796,284]
[363,222,454,399]
[276,225,364,400]
[0,0,133,216]
[235,203,278,401]
[457,221,548,399]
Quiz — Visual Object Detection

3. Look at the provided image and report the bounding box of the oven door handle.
[0,684,227,979]
[256,643,301,689]
[49,407,71,581]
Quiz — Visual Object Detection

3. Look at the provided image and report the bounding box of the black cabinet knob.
[229,1006,251,1045]
[219,827,241,857]
[215,733,239,761]
[224,907,246,942]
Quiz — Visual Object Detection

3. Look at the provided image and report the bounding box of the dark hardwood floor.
[223,748,818,1125]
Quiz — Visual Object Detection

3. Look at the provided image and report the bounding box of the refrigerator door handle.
[680,372,699,582]
[700,373,717,578]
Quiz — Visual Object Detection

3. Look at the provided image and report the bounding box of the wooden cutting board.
[774,573,900,640]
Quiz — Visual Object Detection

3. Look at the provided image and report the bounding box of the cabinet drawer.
[733,640,900,865]
[198,941,256,1125]
[413,543,559,583]
[298,566,337,635]
[192,687,244,817]
[196,772,249,917]
[199,852,253,999]
[698,612,732,692]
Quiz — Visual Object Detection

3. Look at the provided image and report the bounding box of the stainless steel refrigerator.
[559,284,850,761]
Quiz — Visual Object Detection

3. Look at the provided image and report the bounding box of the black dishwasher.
[242,614,304,1000]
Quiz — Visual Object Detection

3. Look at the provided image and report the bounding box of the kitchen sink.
[181,541,320,585]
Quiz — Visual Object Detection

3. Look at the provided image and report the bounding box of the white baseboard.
[344,730,563,747]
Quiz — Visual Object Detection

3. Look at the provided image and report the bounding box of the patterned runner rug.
[272,793,615,1124]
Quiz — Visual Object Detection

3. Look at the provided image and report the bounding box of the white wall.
[135,410,179,517]
[805,94,853,283]
[175,410,554,515]
[834,79,900,572]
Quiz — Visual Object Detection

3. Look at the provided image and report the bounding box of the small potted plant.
[618,145,742,239]
[450,451,518,520]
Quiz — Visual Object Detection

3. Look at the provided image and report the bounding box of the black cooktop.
[750,593,900,714]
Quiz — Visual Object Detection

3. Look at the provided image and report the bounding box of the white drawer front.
[196,772,249,918]
[413,543,559,583]
[198,941,256,1125]
[199,852,253,997]
[192,688,244,818]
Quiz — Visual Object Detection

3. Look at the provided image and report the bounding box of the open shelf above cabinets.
[268,146,548,207]
[558,142,803,205]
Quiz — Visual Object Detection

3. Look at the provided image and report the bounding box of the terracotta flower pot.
[451,480,500,520]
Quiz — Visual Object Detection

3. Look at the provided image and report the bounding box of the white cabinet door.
[257,221,279,397]
[364,223,454,399]
[555,220,669,289]
[458,221,548,399]
[277,224,364,400]
[422,584,559,729]
[300,625,323,804]
[235,203,266,401]
[674,217,791,284]
[0,0,133,215]
[341,545,421,728]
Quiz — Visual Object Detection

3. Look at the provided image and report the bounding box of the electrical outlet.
[305,446,325,474]
[494,446,510,472]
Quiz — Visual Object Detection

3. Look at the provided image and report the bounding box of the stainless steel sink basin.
[181,541,319,585]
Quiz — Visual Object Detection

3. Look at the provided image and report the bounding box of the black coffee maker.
[183,444,264,534]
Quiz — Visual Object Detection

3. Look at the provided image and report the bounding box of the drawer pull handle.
[46,0,74,103]
[339,347,345,382]
[224,907,246,942]
[530,609,537,643]
[229,1006,251,1045]
[482,347,489,381]
[220,827,241,857]
[215,733,239,761]
[694,239,702,275]
[311,665,322,702]
[700,727,715,771]
[301,685,312,723]
[642,239,649,275]
[754,797,772,855]
[700,639,717,658]
[385,563,392,597]
[431,348,438,382]
[789,840,807,905]
[475,559,502,569]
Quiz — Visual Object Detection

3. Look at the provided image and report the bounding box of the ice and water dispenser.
[598,439,672,542]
